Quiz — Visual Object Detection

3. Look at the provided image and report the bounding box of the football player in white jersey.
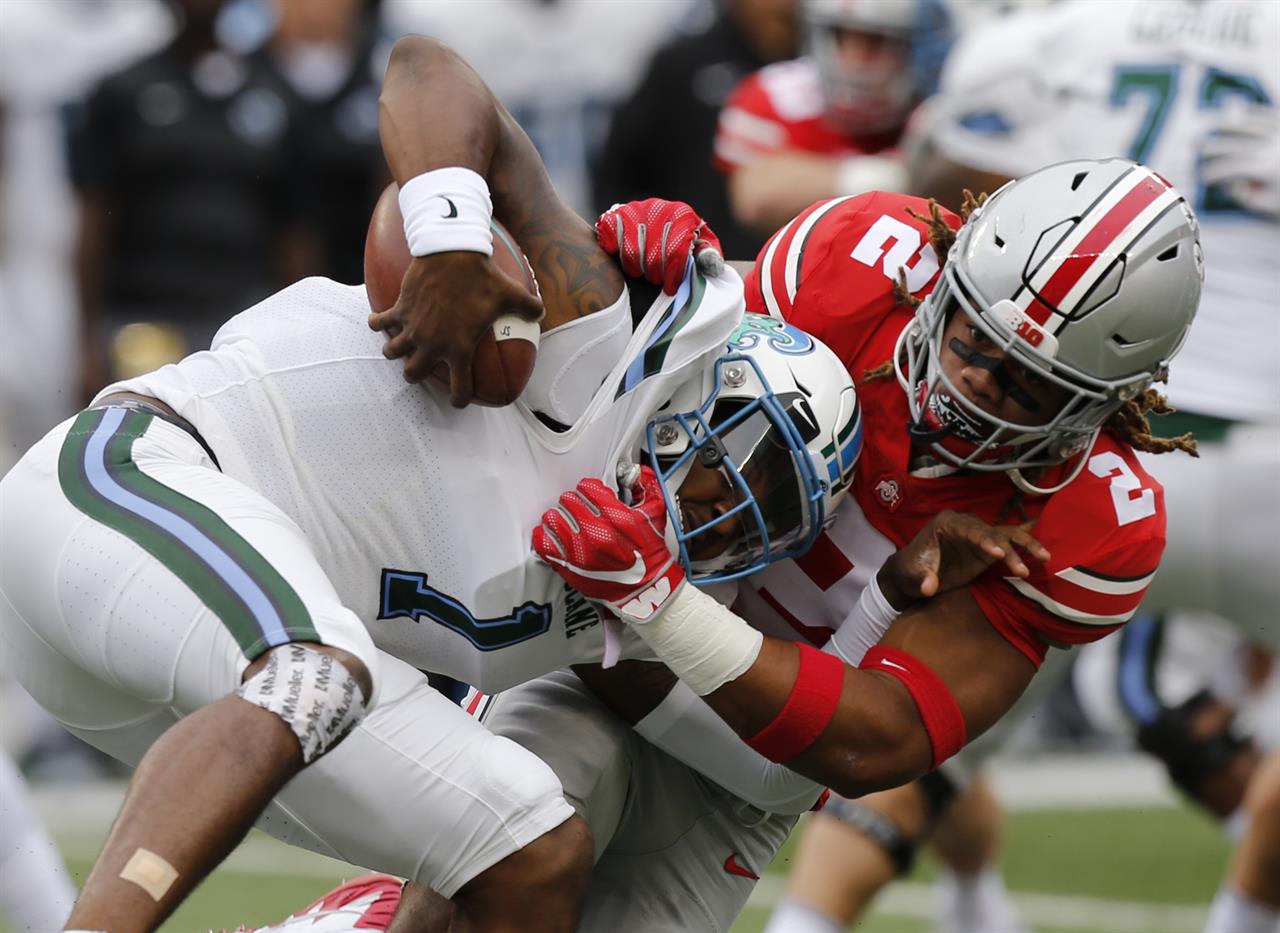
[0,36,868,933]
[762,2,1280,931]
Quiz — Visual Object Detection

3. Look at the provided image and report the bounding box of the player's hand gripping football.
[533,466,686,623]
[878,510,1051,611]
[369,252,543,406]
[596,199,724,295]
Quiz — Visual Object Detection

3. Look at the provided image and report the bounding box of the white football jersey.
[105,273,742,691]
[927,0,1280,422]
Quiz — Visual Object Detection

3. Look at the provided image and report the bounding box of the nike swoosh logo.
[440,196,458,219]
[723,854,759,880]
[878,658,909,673]
[542,551,648,585]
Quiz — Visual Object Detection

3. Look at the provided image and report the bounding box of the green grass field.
[17,798,1227,933]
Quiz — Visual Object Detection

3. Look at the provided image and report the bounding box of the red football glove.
[596,199,725,295]
[532,466,685,623]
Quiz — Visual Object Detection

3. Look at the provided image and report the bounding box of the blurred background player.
[256,0,389,286]
[66,0,390,403]
[768,1,1280,931]
[713,0,952,236]
[592,0,801,261]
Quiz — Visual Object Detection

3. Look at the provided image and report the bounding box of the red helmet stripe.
[1023,172,1171,325]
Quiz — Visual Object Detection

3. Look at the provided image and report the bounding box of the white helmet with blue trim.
[645,314,862,584]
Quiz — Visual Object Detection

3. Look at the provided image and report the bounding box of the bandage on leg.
[119,847,178,901]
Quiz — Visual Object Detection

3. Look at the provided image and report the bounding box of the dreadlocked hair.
[860,192,989,387]
[1104,388,1198,457]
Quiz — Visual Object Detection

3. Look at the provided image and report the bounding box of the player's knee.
[819,794,924,877]
[237,642,372,765]
[460,814,593,909]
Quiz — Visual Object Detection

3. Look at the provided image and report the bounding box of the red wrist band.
[745,644,845,763]
[859,645,966,768]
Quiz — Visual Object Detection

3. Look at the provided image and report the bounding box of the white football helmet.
[804,0,954,133]
[645,314,862,584]
[897,158,1204,493]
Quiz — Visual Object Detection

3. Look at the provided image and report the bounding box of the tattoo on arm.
[489,111,624,325]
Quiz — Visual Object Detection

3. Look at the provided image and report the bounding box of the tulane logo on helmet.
[728,316,816,356]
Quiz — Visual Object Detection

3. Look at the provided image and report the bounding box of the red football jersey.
[713,59,899,172]
[738,193,1166,667]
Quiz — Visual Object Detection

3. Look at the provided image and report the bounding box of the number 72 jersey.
[738,192,1168,667]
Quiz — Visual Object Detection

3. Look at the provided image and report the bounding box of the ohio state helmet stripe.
[1017,169,1179,329]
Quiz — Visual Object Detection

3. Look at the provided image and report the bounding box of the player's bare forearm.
[572,660,679,725]
[380,36,621,325]
[699,588,1036,798]
[729,153,841,234]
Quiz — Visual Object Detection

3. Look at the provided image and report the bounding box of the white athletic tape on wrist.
[828,574,903,666]
[237,644,365,764]
[634,585,764,696]
[119,847,178,901]
[399,167,493,257]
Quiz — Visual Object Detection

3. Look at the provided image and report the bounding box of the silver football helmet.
[898,158,1204,493]
[804,0,954,133]
[646,314,862,584]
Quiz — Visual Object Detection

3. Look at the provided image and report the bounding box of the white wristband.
[834,153,908,196]
[633,585,764,696]
[399,167,494,257]
[828,573,903,666]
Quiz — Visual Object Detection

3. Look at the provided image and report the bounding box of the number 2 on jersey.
[848,215,940,292]
[1088,451,1156,527]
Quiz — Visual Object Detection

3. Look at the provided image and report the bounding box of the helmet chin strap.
[907,417,953,445]
[1008,428,1102,496]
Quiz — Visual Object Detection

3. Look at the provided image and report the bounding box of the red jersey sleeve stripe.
[1055,566,1156,595]
[757,197,852,320]
[1003,576,1144,626]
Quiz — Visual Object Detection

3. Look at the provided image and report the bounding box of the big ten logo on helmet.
[989,299,1059,357]
[730,316,816,356]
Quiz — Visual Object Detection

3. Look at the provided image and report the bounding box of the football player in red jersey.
[714,0,953,234]
[544,157,1202,823]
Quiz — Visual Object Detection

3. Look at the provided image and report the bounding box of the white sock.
[1204,886,1280,933]
[935,866,1027,933]
[0,751,76,931]
[764,897,844,933]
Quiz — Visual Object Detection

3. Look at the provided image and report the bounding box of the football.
[364,182,540,406]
